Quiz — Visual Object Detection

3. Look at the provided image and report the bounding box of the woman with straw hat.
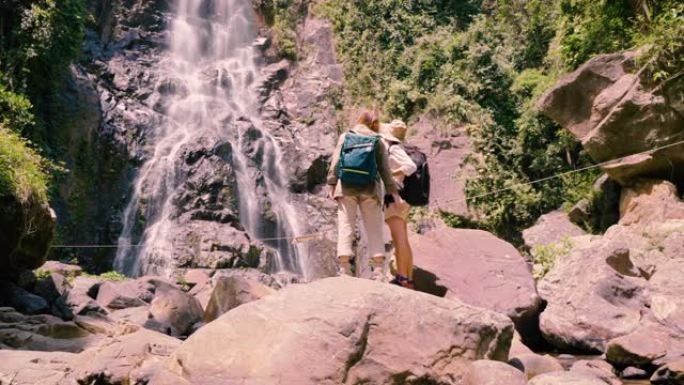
[380,119,417,289]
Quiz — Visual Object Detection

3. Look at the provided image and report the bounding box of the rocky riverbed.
[0,1,682,385]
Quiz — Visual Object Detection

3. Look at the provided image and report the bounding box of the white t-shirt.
[386,141,417,188]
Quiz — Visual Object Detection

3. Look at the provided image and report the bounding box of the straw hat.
[380,119,408,142]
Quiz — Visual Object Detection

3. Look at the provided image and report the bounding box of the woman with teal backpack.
[326,110,402,281]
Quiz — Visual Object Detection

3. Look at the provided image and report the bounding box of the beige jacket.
[383,138,417,189]
[327,125,398,201]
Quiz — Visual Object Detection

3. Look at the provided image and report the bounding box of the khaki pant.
[336,194,385,259]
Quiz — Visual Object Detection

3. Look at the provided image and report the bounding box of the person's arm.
[389,145,417,177]
[376,139,398,195]
[326,133,346,196]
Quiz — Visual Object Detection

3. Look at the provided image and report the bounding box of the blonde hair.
[356,110,380,132]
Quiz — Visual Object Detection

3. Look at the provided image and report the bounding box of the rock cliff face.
[50,0,339,278]
[538,50,684,187]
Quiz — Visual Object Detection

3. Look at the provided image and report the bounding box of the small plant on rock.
[531,236,574,279]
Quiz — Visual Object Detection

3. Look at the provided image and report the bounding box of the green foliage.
[633,1,684,82]
[0,0,86,95]
[319,0,683,243]
[177,275,191,292]
[530,237,574,279]
[257,0,310,59]
[82,270,127,281]
[34,268,52,280]
[555,0,636,69]
[439,210,481,230]
[0,85,34,133]
[0,126,49,203]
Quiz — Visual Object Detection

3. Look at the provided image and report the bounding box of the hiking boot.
[338,261,353,277]
[390,275,415,290]
[370,265,386,282]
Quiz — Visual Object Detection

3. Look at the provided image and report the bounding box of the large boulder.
[570,359,622,385]
[527,371,612,385]
[203,275,275,323]
[508,353,564,380]
[619,179,684,226]
[0,280,49,315]
[167,276,514,385]
[538,50,684,185]
[462,360,527,385]
[96,280,151,309]
[36,261,83,278]
[522,209,587,250]
[0,192,56,278]
[148,286,203,337]
[538,239,649,352]
[605,325,670,368]
[410,227,542,345]
[64,276,106,316]
[538,215,684,360]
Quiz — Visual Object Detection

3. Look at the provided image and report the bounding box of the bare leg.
[386,217,413,279]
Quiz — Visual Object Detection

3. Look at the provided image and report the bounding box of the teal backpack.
[337,131,380,186]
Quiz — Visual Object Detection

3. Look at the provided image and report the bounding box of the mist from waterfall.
[114,0,307,278]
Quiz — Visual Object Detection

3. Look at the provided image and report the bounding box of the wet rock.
[523,209,587,250]
[167,276,513,384]
[619,179,684,226]
[508,353,564,380]
[203,275,275,323]
[651,357,684,385]
[538,50,684,185]
[258,60,289,101]
[0,280,49,315]
[527,370,612,385]
[463,360,527,385]
[148,286,203,337]
[410,227,543,346]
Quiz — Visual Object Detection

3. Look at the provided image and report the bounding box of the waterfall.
[114,0,307,278]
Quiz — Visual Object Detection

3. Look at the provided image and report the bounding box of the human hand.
[328,185,336,200]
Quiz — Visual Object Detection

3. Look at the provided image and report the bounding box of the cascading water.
[114,0,308,278]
